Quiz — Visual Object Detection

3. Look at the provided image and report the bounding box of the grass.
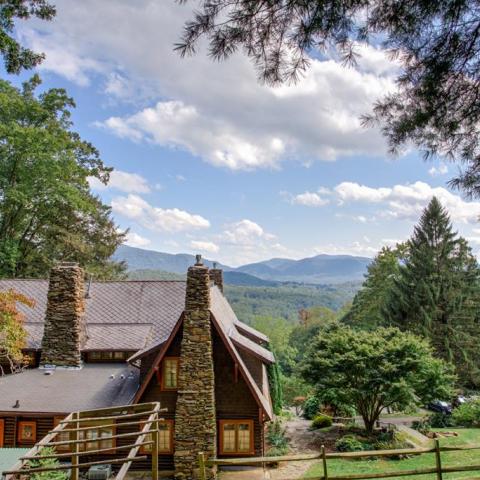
[304,428,480,480]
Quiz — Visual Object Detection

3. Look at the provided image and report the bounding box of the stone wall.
[174,258,216,479]
[40,262,86,368]
[209,266,223,294]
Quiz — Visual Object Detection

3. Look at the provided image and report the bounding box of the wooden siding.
[212,328,264,457]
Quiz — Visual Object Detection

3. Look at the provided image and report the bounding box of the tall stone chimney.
[40,262,86,368]
[209,262,223,293]
[174,255,216,479]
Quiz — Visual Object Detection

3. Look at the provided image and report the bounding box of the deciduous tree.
[302,326,455,433]
[0,0,55,74]
[0,76,126,279]
[0,289,33,374]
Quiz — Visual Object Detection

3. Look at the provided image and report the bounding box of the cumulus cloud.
[428,164,449,177]
[292,191,330,207]
[125,232,151,248]
[190,240,220,254]
[111,194,210,233]
[21,0,397,170]
[333,181,480,223]
[89,170,150,193]
[222,219,276,245]
[291,180,480,224]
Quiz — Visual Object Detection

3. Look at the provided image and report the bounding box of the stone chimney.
[174,255,216,479]
[209,261,223,293]
[40,262,86,369]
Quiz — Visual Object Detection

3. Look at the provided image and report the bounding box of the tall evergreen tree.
[386,197,480,387]
[343,244,407,330]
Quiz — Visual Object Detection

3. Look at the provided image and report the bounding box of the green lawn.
[304,429,480,480]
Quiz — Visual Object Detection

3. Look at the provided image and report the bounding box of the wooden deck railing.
[4,402,164,480]
[199,440,480,480]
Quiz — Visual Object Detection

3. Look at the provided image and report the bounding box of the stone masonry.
[209,263,223,293]
[174,256,217,479]
[40,262,86,368]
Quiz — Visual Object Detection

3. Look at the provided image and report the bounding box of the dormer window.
[161,357,179,390]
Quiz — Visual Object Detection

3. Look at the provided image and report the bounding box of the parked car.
[452,395,467,408]
[427,400,452,414]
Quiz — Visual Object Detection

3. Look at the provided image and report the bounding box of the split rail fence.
[4,402,163,480]
[199,440,480,480]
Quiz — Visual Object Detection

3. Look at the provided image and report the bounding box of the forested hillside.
[224,283,359,323]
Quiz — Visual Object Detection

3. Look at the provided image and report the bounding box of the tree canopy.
[0,0,55,74]
[385,197,480,387]
[177,0,480,197]
[302,325,455,433]
[343,244,406,331]
[0,76,126,279]
[0,289,32,374]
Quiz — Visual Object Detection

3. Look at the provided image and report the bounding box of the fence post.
[71,412,79,480]
[152,414,159,480]
[434,439,443,480]
[198,452,207,480]
[322,445,328,480]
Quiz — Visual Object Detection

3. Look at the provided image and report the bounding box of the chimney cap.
[58,261,79,268]
[195,254,203,266]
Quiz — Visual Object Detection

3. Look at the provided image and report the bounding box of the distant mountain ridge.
[114,245,371,285]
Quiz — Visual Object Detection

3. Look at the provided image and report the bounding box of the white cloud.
[222,219,276,246]
[331,181,480,223]
[335,182,391,203]
[428,164,449,177]
[292,191,330,207]
[89,170,150,193]
[111,194,210,233]
[190,240,219,254]
[125,232,151,248]
[21,0,397,171]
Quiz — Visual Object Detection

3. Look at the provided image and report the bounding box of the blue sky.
[9,0,480,266]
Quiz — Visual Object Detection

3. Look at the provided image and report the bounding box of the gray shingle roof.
[0,364,139,413]
[0,279,186,351]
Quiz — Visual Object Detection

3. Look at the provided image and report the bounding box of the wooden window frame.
[0,419,4,448]
[78,420,116,453]
[18,421,37,444]
[159,357,179,391]
[53,416,71,452]
[140,419,174,455]
[219,420,255,456]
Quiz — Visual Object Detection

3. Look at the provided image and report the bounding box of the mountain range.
[113,245,371,285]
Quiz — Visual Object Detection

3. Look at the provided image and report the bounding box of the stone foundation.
[40,262,86,368]
[174,259,216,479]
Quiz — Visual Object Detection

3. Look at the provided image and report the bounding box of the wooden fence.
[4,402,163,480]
[199,440,480,480]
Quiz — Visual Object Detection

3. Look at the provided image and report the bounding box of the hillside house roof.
[0,279,274,418]
[0,364,139,413]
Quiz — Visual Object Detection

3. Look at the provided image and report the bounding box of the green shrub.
[311,414,333,429]
[267,419,289,453]
[27,447,68,480]
[335,435,365,452]
[412,418,431,435]
[452,399,480,427]
[266,445,289,457]
[428,412,455,428]
[303,396,321,420]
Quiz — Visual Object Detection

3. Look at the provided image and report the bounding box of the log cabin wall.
[212,328,264,457]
